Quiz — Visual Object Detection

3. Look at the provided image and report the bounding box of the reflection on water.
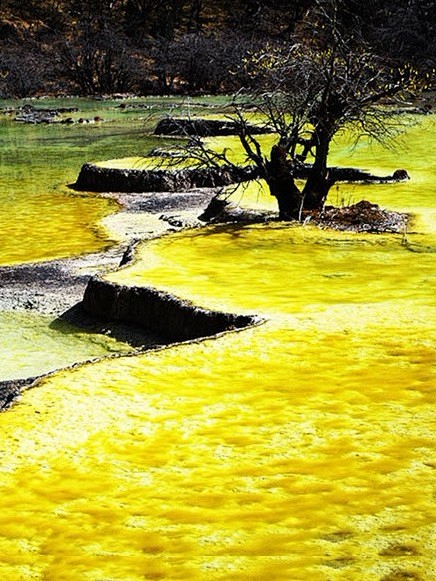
[0,111,434,579]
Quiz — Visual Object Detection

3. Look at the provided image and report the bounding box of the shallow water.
[0,110,434,579]
[107,223,435,315]
[0,310,133,381]
[0,317,433,578]
[0,105,113,265]
[0,96,203,266]
[0,97,201,380]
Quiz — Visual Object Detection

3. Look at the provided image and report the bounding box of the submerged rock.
[14,104,79,124]
[329,167,410,183]
[292,164,410,183]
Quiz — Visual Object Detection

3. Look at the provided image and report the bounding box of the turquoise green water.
[0,100,143,265]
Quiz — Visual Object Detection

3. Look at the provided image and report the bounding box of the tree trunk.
[266,145,302,219]
[302,126,335,210]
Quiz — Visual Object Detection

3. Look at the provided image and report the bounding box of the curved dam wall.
[73,162,408,195]
[74,162,258,193]
[82,276,259,342]
[0,278,259,410]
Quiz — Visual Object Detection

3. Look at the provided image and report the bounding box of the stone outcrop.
[82,276,259,342]
[154,117,273,136]
[74,162,259,192]
[13,104,79,124]
[74,156,409,195]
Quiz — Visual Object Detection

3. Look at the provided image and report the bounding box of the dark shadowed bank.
[74,160,411,196]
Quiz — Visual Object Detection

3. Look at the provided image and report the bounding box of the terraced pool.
[0,102,434,580]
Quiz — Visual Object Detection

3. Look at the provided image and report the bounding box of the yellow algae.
[96,156,178,170]
[330,117,435,184]
[0,116,118,265]
[0,189,115,266]
[107,223,435,318]
[96,156,146,169]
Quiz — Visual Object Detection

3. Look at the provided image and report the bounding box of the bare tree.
[172,0,432,219]
[58,27,136,94]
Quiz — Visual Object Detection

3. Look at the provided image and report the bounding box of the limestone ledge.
[82,275,259,343]
[74,159,410,195]
[0,275,260,410]
[74,162,258,193]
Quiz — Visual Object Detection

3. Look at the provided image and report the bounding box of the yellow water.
[0,318,434,579]
[0,116,435,579]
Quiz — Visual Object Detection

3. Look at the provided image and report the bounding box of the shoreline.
[0,187,217,407]
[0,183,410,408]
[0,187,216,317]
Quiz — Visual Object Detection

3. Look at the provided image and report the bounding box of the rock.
[293,165,411,183]
[14,105,79,124]
[308,200,409,233]
[154,117,273,137]
[82,276,260,342]
[0,377,38,411]
[0,382,21,411]
[119,239,141,266]
[74,162,259,193]
[198,196,231,221]
[391,169,410,181]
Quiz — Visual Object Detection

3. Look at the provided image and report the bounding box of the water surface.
[0,110,434,579]
[0,96,202,265]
